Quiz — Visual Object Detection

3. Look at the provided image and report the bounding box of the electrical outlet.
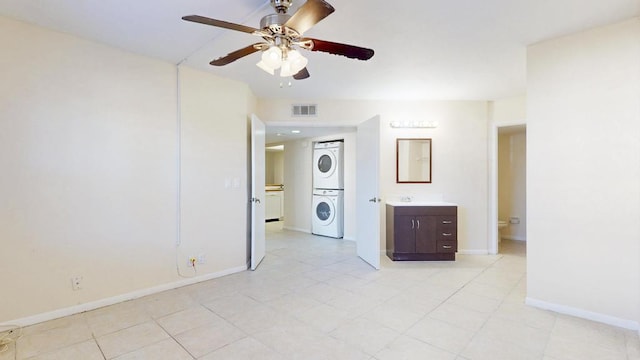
[197,254,207,264]
[188,257,197,267]
[71,276,83,290]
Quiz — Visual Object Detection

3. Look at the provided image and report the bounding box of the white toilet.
[498,220,508,240]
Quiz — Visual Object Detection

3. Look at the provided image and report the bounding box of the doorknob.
[250,197,261,204]
[368,197,381,203]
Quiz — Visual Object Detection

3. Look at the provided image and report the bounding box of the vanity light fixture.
[390,121,439,129]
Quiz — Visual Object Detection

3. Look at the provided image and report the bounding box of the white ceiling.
[1,0,638,103]
[266,125,355,144]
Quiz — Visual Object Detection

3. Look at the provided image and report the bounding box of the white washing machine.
[312,189,344,238]
[313,141,344,190]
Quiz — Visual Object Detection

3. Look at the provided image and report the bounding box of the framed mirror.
[396,138,432,183]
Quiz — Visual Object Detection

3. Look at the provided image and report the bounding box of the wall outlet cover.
[71,276,83,290]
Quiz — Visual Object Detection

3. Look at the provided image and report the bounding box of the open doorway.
[265,144,285,224]
[497,125,526,255]
[489,122,527,254]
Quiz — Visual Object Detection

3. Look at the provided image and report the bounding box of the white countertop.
[386,201,457,207]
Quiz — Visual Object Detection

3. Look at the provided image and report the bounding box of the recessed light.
[291,130,301,134]
[276,133,284,136]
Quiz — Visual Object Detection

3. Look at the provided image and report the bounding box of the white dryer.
[312,189,344,238]
[313,141,344,190]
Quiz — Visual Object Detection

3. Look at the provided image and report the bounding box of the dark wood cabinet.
[386,204,458,261]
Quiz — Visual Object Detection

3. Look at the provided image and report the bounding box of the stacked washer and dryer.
[311,141,344,238]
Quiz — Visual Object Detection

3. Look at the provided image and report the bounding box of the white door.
[251,114,266,270]
[356,115,381,269]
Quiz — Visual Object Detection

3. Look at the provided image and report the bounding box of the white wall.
[260,99,489,253]
[527,18,640,329]
[489,96,526,125]
[265,150,284,185]
[282,139,313,233]
[0,16,254,324]
[179,66,255,274]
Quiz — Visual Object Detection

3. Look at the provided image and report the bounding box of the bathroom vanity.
[386,202,458,261]
[265,184,284,221]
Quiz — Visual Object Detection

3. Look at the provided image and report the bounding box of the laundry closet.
[311,140,344,238]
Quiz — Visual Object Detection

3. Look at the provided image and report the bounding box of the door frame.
[250,114,266,270]
[356,115,381,269]
[488,119,526,254]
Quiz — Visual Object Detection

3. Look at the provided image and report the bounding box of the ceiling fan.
[182,0,374,80]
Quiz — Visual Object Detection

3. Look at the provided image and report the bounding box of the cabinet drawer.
[437,229,456,241]
[436,216,456,241]
[437,240,457,253]
[437,217,457,228]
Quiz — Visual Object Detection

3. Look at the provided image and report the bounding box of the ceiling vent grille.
[292,104,317,117]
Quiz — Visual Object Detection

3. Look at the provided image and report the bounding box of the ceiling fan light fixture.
[256,60,275,75]
[280,50,307,77]
[288,49,308,73]
[279,59,294,77]
[261,46,283,69]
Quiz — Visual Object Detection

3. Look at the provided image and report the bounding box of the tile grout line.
[91,332,107,360]
[451,256,547,358]
[184,296,287,359]
[390,254,523,356]
[151,314,199,360]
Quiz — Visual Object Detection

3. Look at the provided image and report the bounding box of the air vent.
[292,104,317,117]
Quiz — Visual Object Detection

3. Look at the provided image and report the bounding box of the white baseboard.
[458,249,490,255]
[343,236,355,242]
[526,297,639,331]
[1,265,247,328]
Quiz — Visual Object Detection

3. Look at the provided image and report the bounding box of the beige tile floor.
[2,222,639,359]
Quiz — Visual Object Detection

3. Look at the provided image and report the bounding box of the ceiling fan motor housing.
[260,13,291,33]
[271,0,293,13]
[260,14,291,33]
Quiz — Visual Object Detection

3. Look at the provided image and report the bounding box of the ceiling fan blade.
[302,38,374,60]
[284,0,335,35]
[182,15,259,34]
[293,67,310,80]
[210,44,263,66]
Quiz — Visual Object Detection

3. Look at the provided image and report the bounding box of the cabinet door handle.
[442,233,452,236]
[442,220,452,224]
[443,245,453,249]
[417,219,420,229]
[411,219,415,229]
